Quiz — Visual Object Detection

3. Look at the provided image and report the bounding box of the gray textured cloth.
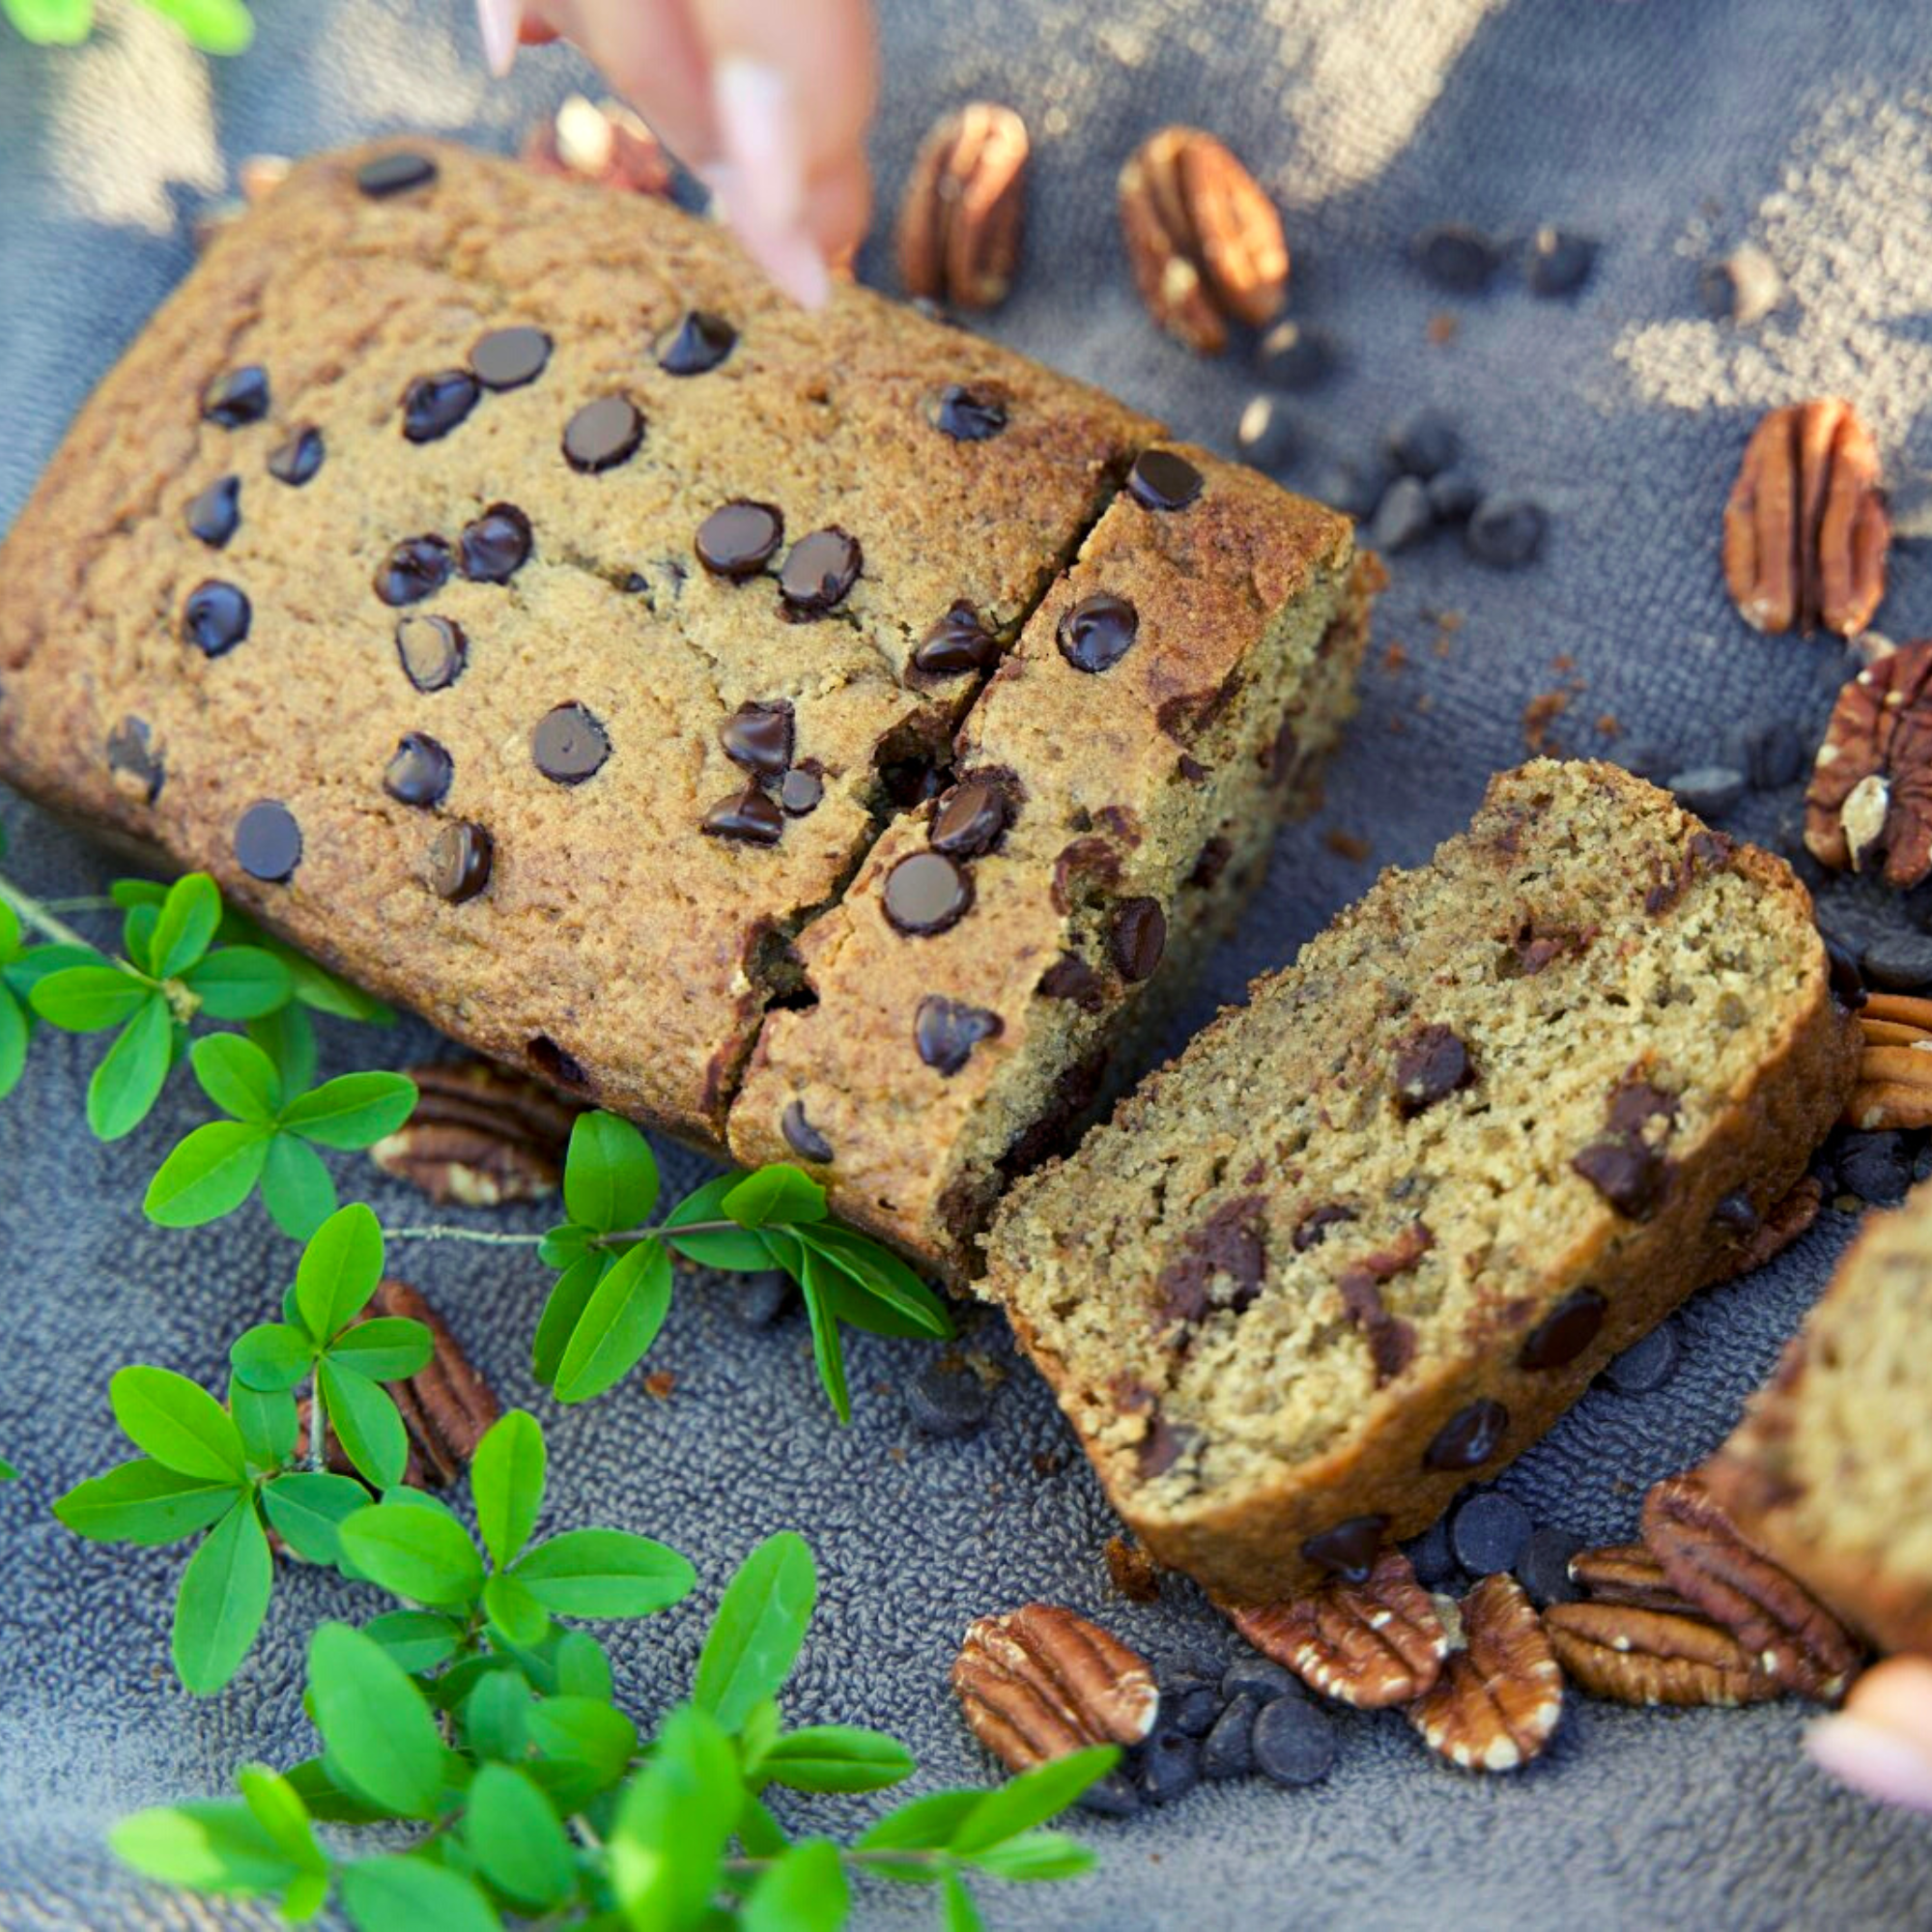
[5,0,1932,1924]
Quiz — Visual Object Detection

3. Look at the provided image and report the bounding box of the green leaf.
[53,1459,239,1545]
[235,1763,327,1876]
[0,987,29,1102]
[260,1132,337,1239]
[562,1110,659,1234]
[123,900,158,973]
[802,1224,953,1339]
[464,1667,532,1762]
[151,872,221,980]
[470,1407,546,1568]
[530,1251,611,1387]
[693,1531,816,1731]
[943,1871,986,1930]
[948,1747,1120,1855]
[512,1528,696,1619]
[961,1830,1097,1881]
[295,1202,384,1342]
[554,1630,614,1702]
[737,1791,790,1858]
[110,878,169,910]
[230,1321,314,1391]
[743,1838,848,1932]
[144,1119,270,1225]
[282,1756,395,1825]
[535,1221,595,1268]
[262,1471,372,1567]
[318,1359,407,1490]
[608,1703,740,1932]
[722,1163,827,1229]
[327,1317,432,1382]
[526,1696,638,1794]
[465,1764,576,1910]
[110,1365,248,1481]
[229,1374,299,1469]
[361,1608,462,1676]
[190,1032,281,1122]
[757,1724,916,1793]
[481,1571,551,1649]
[172,1497,273,1693]
[857,1789,983,1854]
[29,963,150,1032]
[307,1622,445,1818]
[281,1070,417,1149]
[553,1237,673,1404]
[660,1174,778,1271]
[338,1502,482,1609]
[338,1856,500,1932]
[279,947,392,1023]
[2,939,98,998]
[87,994,174,1140]
[799,1260,851,1424]
[137,0,256,56]
[0,897,15,960]
[248,1003,317,1092]
[182,944,294,1019]
[109,1801,294,1894]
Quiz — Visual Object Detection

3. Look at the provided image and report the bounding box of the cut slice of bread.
[984,760,1859,1603]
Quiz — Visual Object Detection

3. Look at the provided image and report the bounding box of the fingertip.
[1808,1710,1932,1811]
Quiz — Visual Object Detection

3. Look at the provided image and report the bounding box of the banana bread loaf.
[984,761,1859,1603]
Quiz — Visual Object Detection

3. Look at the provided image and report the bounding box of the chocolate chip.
[1234,393,1298,472]
[181,580,250,656]
[1057,593,1138,673]
[1369,476,1435,553]
[701,787,783,844]
[355,151,437,197]
[1861,932,1932,992]
[395,614,467,692]
[779,529,862,614]
[1572,1138,1672,1218]
[1517,1288,1605,1370]
[105,718,163,804]
[927,383,1008,440]
[1465,494,1547,569]
[1423,1399,1509,1471]
[1136,1413,1188,1479]
[374,535,453,607]
[1139,1729,1202,1805]
[1221,1656,1300,1704]
[1077,1772,1144,1818]
[696,500,783,579]
[234,799,301,882]
[1385,408,1460,479]
[383,732,454,808]
[1712,1190,1759,1237]
[1300,1514,1386,1582]
[1744,716,1806,790]
[1255,319,1338,390]
[1450,1492,1530,1575]
[1109,897,1166,981]
[1412,222,1500,293]
[1127,448,1205,511]
[1157,1196,1267,1325]
[781,1097,833,1162]
[903,1359,991,1437]
[469,325,552,391]
[1393,1023,1473,1116]
[1517,1526,1584,1608]
[1292,1203,1356,1251]
[1525,228,1597,298]
[401,370,480,443]
[527,1035,587,1088]
[656,310,736,375]
[1427,469,1480,522]
[1037,952,1106,1011]
[1188,835,1232,888]
[915,994,1003,1075]
[1405,1518,1461,1589]
[185,475,241,548]
[915,602,999,676]
[930,778,1009,858]
[1825,933,1867,1010]
[720,702,793,781]
[201,365,269,428]
[1308,456,1385,520]
[730,1270,796,1329]
[1202,1694,1257,1779]
[1601,1320,1681,1396]
[883,851,972,935]
[780,766,823,816]
[1837,1130,1913,1206]
[459,502,532,582]
[562,395,643,471]
[428,821,493,902]
[530,703,610,784]
[267,425,325,486]
[1666,765,1746,818]
[1252,1696,1337,1788]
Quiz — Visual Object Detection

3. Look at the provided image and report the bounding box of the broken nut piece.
[1805,641,1932,888]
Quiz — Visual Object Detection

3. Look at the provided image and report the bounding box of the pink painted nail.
[1808,1711,1932,1812]
[475,0,523,78]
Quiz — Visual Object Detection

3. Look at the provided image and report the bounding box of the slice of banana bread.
[1704,1180,1932,1655]
[984,761,1858,1603]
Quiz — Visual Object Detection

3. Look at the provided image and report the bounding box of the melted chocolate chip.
[470,325,552,391]
[696,499,784,579]
[780,765,823,816]
[1057,593,1138,673]
[1156,1196,1268,1325]
[1188,835,1232,889]
[1605,1077,1679,1136]
[1292,1203,1357,1251]
[395,614,467,692]
[181,580,251,656]
[531,703,611,784]
[185,475,241,548]
[657,310,737,375]
[1110,897,1167,981]
[383,732,454,808]
[562,395,643,471]
[429,821,493,902]
[401,370,481,443]
[930,778,1009,858]
[1393,1023,1474,1116]
[883,851,973,935]
[1301,1516,1388,1583]
[915,602,999,676]
[1517,1288,1606,1370]
[1423,1399,1509,1471]
[105,718,163,804]
[459,502,533,582]
[779,529,862,614]
[527,1035,587,1087]
[267,425,325,486]
[1136,1413,1189,1480]
[915,995,1004,1075]
[720,702,794,781]
[1712,1190,1760,1237]
[201,365,269,428]
[702,787,784,844]
[374,535,453,607]
[781,1098,834,1162]
[1127,447,1205,511]
[234,800,301,882]
[1038,952,1106,1011]
[355,151,438,197]
[927,383,1009,440]
[1573,1139,1674,1218]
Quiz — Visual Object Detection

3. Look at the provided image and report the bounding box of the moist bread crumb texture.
[1705,1179,1932,1655]
[986,760,1858,1603]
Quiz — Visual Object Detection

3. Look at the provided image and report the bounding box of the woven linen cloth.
[5,0,1932,1923]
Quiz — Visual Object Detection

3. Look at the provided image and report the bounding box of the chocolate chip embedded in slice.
[401,370,481,443]
[1057,593,1138,673]
[355,151,438,197]
[926,383,1009,440]
[267,426,325,486]
[234,799,302,882]
[562,394,644,471]
[779,529,863,614]
[1293,1202,1357,1251]
[1572,1138,1673,1218]
[656,310,737,375]
[1037,952,1106,1011]
[459,502,533,582]
[185,475,241,548]
[1423,1399,1509,1471]
[695,499,783,579]
[375,535,454,607]
[428,821,493,902]
[531,703,611,785]
[105,717,163,804]
[719,701,794,781]
[701,787,784,844]
[181,579,251,656]
[527,1034,587,1087]
[1126,448,1205,511]
[916,994,1004,1075]
[1155,1195,1267,1325]
[1301,1515,1389,1583]
[883,850,973,935]
[469,325,552,391]
[1109,897,1166,981]
[201,365,270,428]
[779,766,823,816]
[929,777,1009,858]
[914,601,999,676]
[1393,1023,1475,1116]
[395,613,467,692]
[781,1098,834,1162]
[1517,1287,1606,1370]
[384,732,454,808]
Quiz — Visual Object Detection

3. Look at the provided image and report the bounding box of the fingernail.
[1808,1712,1932,1811]
[704,162,832,310]
[712,57,807,240]
[475,0,522,77]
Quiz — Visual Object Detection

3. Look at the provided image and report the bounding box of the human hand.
[1808,1657,1932,1810]
[476,0,877,307]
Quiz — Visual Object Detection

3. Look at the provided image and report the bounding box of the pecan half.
[1641,1474,1861,1701]
[1844,993,1932,1128]
[1567,1543,1702,1616]
[1544,1601,1782,1708]
[1703,1176,1824,1285]
[1722,397,1888,637]
[1406,1574,1564,1772]
[952,1605,1159,1771]
[369,1060,582,1207]
[896,102,1029,310]
[1807,643,1932,888]
[522,95,674,195]
[1118,127,1288,355]
[1226,1549,1448,1708]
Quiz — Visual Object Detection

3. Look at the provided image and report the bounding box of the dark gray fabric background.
[5,0,1932,1924]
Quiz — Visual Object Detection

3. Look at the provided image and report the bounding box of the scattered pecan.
[1703,1176,1824,1284]
[369,1060,582,1207]
[1722,397,1888,637]
[522,95,674,195]
[1641,1474,1861,1701]
[1843,993,1932,1127]
[896,102,1029,310]
[1103,1533,1163,1605]
[1406,1574,1564,1772]
[1226,1549,1449,1709]
[1544,1601,1782,1707]
[1806,642,1932,887]
[952,1605,1159,1771]
[1118,127,1288,355]
[1566,1543,1702,1616]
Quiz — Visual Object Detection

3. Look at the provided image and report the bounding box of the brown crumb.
[889,1443,907,1464]
[1522,689,1570,754]
[1105,1533,1163,1604]
[1032,1449,1067,1477]
[1552,653,1576,674]
[643,1370,676,1400]
[1381,641,1409,673]
[1434,636,1454,659]
[1325,828,1373,863]
[1597,712,1622,739]
[1427,311,1459,345]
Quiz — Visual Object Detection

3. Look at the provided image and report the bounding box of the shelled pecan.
[1406,1574,1564,1773]
[522,95,673,196]
[369,1060,582,1207]
[1544,1601,1782,1708]
[896,103,1029,310]
[1842,992,1932,1129]
[1704,1177,1824,1285]
[1805,642,1932,887]
[1566,1543,1702,1617]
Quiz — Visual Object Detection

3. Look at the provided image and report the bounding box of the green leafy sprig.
[1,0,254,55]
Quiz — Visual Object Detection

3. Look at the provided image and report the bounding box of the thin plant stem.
[381,1218,743,1247]
[0,871,98,952]
[304,1378,326,1472]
